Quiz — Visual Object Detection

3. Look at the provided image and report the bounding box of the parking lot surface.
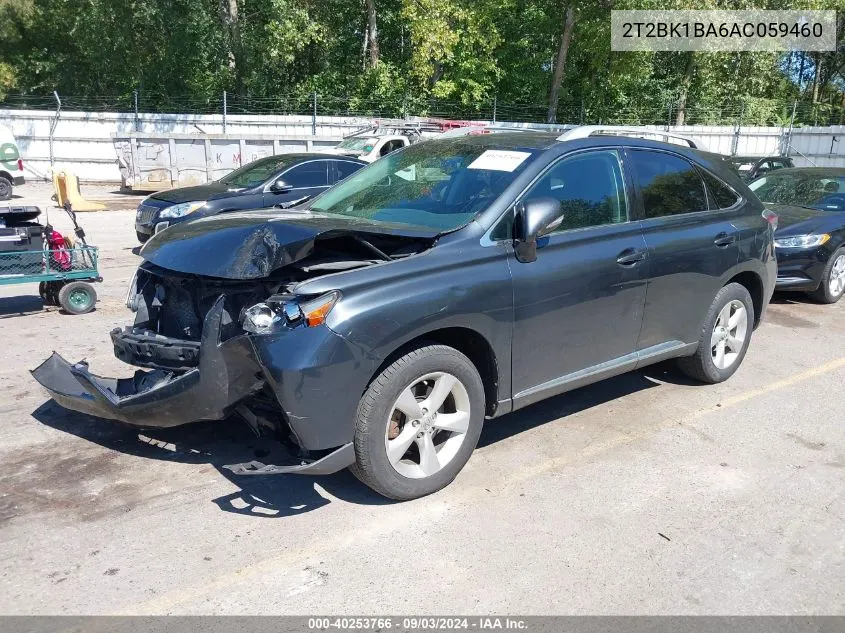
[0,184,843,615]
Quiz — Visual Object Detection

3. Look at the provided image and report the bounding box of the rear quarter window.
[700,169,741,209]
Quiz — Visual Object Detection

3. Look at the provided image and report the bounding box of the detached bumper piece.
[225,442,355,476]
[32,297,264,428]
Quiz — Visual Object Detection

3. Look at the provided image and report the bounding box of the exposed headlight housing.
[774,234,830,249]
[240,291,341,334]
[241,303,282,334]
[159,200,206,219]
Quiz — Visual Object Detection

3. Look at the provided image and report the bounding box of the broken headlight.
[240,291,340,334]
[241,303,282,334]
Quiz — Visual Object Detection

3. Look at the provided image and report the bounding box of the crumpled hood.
[139,208,438,279]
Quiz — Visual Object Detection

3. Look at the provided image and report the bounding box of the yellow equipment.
[51,169,107,212]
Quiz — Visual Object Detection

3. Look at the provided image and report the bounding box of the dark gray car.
[34,131,777,500]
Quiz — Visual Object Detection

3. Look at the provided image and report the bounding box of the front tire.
[0,176,12,201]
[136,231,150,244]
[350,344,485,500]
[677,283,753,384]
[808,247,845,304]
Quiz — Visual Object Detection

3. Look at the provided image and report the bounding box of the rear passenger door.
[628,149,739,352]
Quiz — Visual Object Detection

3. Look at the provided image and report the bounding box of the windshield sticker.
[467,150,531,172]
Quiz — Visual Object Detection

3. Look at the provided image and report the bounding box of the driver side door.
[263,160,331,207]
[508,149,649,408]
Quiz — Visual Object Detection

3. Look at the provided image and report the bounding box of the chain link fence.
[3,92,845,127]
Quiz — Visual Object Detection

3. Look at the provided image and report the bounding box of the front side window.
[218,155,293,187]
[523,149,628,233]
[310,138,539,231]
[285,161,329,188]
[629,150,708,218]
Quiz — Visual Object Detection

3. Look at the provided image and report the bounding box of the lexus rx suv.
[34,128,776,500]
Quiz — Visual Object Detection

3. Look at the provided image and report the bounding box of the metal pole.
[492,96,497,123]
[312,91,317,136]
[784,99,797,156]
[133,89,139,132]
[222,91,228,134]
[49,91,62,167]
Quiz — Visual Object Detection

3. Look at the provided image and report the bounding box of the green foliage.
[0,0,843,124]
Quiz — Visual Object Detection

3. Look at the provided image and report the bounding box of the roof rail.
[556,125,700,149]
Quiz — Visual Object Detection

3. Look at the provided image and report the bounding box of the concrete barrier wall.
[3,108,845,185]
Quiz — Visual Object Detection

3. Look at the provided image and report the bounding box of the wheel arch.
[725,270,765,327]
[368,327,500,417]
[0,170,13,182]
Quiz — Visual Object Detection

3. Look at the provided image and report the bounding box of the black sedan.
[134,154,366,242]
[749,167,845,303]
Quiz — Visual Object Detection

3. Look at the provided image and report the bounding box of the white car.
[0,127,25,201]
[321,134,411,163]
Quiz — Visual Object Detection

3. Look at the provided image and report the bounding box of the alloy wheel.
[828,254,845,297]
[711,299,748,370]
[384,371,471,479]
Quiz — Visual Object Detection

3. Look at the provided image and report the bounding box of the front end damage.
[32,219,435,475]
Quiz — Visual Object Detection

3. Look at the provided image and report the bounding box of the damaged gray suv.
[33,128,777,500]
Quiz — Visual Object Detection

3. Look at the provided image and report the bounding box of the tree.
[547,5,575,123]
[365,0,380,66]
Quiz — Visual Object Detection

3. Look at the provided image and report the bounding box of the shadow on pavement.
[0,295,44,317]
[31,367,663,518]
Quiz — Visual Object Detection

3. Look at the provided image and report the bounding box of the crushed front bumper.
[31,297,264,428]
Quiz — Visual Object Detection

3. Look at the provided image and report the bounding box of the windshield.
[310,138,539,231]
[218,156,292,187]
[749,172,845,211]
[338,137,377,151]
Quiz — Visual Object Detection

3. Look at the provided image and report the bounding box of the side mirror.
[513,197,563,263]
[270,179,292,193]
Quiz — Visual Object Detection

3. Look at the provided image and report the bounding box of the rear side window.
[523,149,628,233]
[629,150,707,218]
[286,161,329,187]
[335,160,363,181]
[701,169,740,209]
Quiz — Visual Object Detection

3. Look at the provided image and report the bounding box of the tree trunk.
[547,6,575,123]
[365,0,379,67]
[674,52,696,126]
[220,0,244,94]
[362,25,369,70]
[812,53,821,103]
[797,52,806,93]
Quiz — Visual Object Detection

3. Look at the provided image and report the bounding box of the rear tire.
[58,281,97,315]
[677,283,753,384]
[350,344,485,500]
[808,247,845,304]
[0,176,12,201]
